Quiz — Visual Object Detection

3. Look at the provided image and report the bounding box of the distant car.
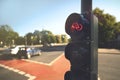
[10,45,25,55]
[17,47,41,59]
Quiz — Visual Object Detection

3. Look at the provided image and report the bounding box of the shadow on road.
[0,49,17,60]
[0,54,17,60]
[39,45,65,52]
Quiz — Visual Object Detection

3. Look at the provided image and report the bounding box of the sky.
[0,0,120,36]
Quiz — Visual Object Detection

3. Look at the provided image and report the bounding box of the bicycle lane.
[0,54,70,80]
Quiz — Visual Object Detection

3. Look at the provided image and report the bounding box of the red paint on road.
[0,55,70,80]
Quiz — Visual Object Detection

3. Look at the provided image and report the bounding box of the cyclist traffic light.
[64,12,98,80]
[65,13,91,42]
[64,13,91,80]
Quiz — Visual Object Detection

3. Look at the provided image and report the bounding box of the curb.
[98,48,120,54]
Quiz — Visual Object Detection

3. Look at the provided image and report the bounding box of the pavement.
[98,48,120,54]
[0,48,120,80]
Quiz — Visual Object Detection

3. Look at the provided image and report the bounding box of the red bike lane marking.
[0,55,70,80]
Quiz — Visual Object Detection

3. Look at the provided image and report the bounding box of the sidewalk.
[98,48,120,54]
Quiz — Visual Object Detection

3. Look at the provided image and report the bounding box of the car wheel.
[17,53,21,59]
[26,53,31,59]
[17,55,21,59]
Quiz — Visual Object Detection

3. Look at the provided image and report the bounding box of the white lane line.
[8,67,14,70]
[0,64,36,80]
[25,74,31,77]
[25,74,36,80]
[28,76,36,80]
[49,53,64,65]
[98,77,101,80]
[13,69,20,73]
[18,71,26,75]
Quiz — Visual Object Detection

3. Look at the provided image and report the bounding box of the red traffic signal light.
[65,13,83,35]
[65,13,90,42]
[71,22,83,32]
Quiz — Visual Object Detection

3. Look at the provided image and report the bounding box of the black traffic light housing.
[65,13,91,42]
[64,0,98,80]
[64,12,98,80]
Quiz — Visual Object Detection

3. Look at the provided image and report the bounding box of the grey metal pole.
[81,0,92,13]
[81,0,98,80]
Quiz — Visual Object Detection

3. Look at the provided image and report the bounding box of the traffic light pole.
[81,0,98,80]
[81,0,92,13]
[64,0,98,80]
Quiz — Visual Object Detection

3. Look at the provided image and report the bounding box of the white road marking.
[98,77,101,80]
[49,53,64,65]
[18,71,26,75]
[0,64,36,80]
[13,69,20,73]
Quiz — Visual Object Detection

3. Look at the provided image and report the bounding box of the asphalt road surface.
[0,46,120,80]
[29,51,63,63]
[98,54,120,80]
[0,67,29,80]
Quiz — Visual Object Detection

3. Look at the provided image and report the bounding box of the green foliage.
[61,35,68,43]
[16,36,25,45]
[114,22,120,35]
[40,30,56,45]
[55,35,62,43]
[93,8,119,45]
[23,30,68,46]
[0,25,19,46]
[25,33,34,45]
[1,8,120,47]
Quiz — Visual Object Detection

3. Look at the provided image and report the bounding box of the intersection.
[0,47,120,80]
[0,51,70,80]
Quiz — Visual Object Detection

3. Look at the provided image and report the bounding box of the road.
[98,54,120,80]
[0,67,29,80]
[29,51,63,64]
[0,46,120,80]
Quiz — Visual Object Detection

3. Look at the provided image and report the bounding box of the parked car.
[17,47,41,59]
[10,45,25,55]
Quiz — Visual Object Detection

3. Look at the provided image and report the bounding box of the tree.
[93,8,116,45]
[114,22,120,37]
[6,31,19,45]
[25,33,34,45]
[0,25,19,46]
[61,34,68,43]
[40,30,56,45]
[55,35,62,43]
[33,30,41,44]
[49,34,56,43]
[16,36,25,45]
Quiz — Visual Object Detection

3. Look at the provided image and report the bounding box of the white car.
[10,45,25,55]
[17,47,41,59]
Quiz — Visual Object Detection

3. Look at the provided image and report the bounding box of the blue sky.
[0,0,120,36]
